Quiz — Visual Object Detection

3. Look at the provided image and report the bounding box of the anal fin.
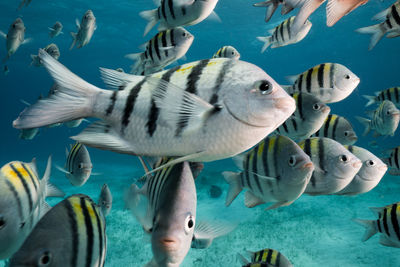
[244,191,265,208]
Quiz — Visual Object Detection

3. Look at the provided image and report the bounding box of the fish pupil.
[259,81,272,94]
[345,74,350,79]
[340,155,348,162]
[188,219,194,228]
[39,251,51,265]
[0,218,5,229]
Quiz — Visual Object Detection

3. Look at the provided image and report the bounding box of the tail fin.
[291,0,324,35]
[353,218,378,241]
[356,23,385,50]
[363,95,376,107]
[326,0,368,27]
[139,9,159,36]
[222,171,242,206]
[70,32,77,50]
[12,49,100,129]
[256,36,272,53]
[355,116,371,136]
[253,1,279,22]
[236,252,250,265]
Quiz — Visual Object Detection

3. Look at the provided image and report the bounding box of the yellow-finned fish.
[237,248,293,267]
[213,45,240,60]
[311,114,357,145]
[364,87,400,108]
[382,145,400,176]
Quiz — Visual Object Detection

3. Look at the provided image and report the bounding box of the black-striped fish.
[213,45,240,60]
[31,43,60,67]
[70,10,96,50]
[9,194,107,267]
[284,63,360,103]
[274,92,330,141]
[298,137,362,195]
[257,16,312,53]
[356,0,400,50]
[140,0,219,36]
[223,135,314,209]
[125,27,194,75]
[364,87,400,108]
[0,18,32,62]
[98,184,112,217]
[49,21,63,38]
[382,146,400,175]
[354,202,400,248]
[0,157,64,259]
[311,114,357,145]
[356,100,400,137]
[13,50,296,166]
[237,248,293,267]
[336,145,387,195]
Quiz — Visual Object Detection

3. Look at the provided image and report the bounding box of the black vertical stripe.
[287,17,292,39]
[383,208,391,236]
[282,121,289,133]
[162,30,168,58]
[394,147,399,169]
[387,89,392,101]
[252,151,263,194]
[148,39,154,62]
[276,252,281,266]
[377,219,382,233]
[209,60,232,105]
[121,79,146,133]
[81,197,94,267]
[168,0,176,19]
[318,64,325,88]
[170,29,175,46]
[306,68,313,93]
[90,202,104,267]
[390,204,400,241]
[161,0,168,22]
[181,6,186,16]
[332,116,339,140]
[10,163,33,212]
[153,34,161,60]
[292,119,298,132]
[304,139,315,187]
[266,249,272,264]
[297,74,303,92]
[105,91,118,116]
[329,64,335,89]
[5,179,23,222]
[380,91,385,101]
[324,115,332,137]
[262,139,270,177]
[21,163,38,191]
[392,5,400,26]
[348,145,353,153]
[65,199,79,267]
[394,87,399,103]
[279,22,285,43]
[386,18,393,29]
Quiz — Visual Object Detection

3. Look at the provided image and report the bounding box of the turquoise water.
[0,0,400,266]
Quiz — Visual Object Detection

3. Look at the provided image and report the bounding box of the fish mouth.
[274,97,295,110]
[300,162,314,171]
[379,165,388,172]
[352,160,362,169]
[158,237,180,251]
[322,106,331,113]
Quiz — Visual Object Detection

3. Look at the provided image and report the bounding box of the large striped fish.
[364,87,400,108]
[126,27,194,75]
[298,137,362,195]
[311,114,357,145]
[9,194,107,267]
[70,10,97,50]
[284,63,359,103]
[0,157,64,259]
[140,0,219,36]
[382,146,400,175]
[223,135,314,210]
[237,248,293,267]
[0,18,32,62]
[354,202,400,248]
[13,50,295,166]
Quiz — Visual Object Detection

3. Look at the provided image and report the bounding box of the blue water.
[0,0,400,266]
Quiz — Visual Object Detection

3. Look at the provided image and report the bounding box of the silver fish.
[0,18,32,62]
[212,46,240,60]
[9,194,107,267]
[98,184,112,217]
[49,21,63,38]
[311,114,358,145]
[70,10,97,50]
[13,50,296,166]
[31,43,60,67]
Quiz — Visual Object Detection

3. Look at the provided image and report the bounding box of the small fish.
[311,114,358,145]
[223,135,314,209]
[354,202,400,248]
[356,0,400,50]
[48,21,63,38]
[356,100,400,137]
[58,142,93,186]
[364,87,400,108]
[213,45,240,60]
[98,184,112,216]
[3,65,9,75]
[275,92,330,141]
[381,146,400,175]
[13,50,296,166]
[70,10,97,50]
[31,43,60,67]
[140,0,220,36]
[19,127,39,140]
[336,145,387,195]
[298,137,362,195]
[0,18,32,62]
[125,27,194,75]
[9,194,107,267]
[253,0,292,23]
[284,63,360,103]
[257,16,312,52]
[0,157,64,259]
[17,0,32,10]
[237,248,293,267]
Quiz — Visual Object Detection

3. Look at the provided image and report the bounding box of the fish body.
[311,114,357,145]
[70,10,96,50]
[49,21,63,38]
[31,43,60,67]
[126,27,194,75]
[13,51,296,164]
[382,146,400,175]
[298,137,362,195]
[336,145,387,195]
[9,194,107,267]
[62,142,93,186]
[257,16,312,52]
[98,184,112,216]
[238,248,293,267]
[285,63,360,103]
[0,18,30,62]
[223,135,314,209]
[364,87,400,108]
[213,45,240,60]
[275,92,330,141]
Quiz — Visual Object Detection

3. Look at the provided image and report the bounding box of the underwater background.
[0,0,400,266]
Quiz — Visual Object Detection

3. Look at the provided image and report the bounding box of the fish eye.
[257,80,273,95]
[386,110,390,115]
[0,217,5,229]
[339,155,348,162]
[313,103,321,110]
[78,163,83,169]
[344,131,349,137]
[366,160,375,167]
[231,51,235,55]
[184,215,195,234]
[288,155,296,167]
[182,32,187,37]
[344,74,350,79]
[38,251,52,266]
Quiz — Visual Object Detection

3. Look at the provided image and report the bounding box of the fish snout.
[379,164,388,172]
[352,159,362,170]
[301,162,314,171]
[159,237,180,251]
[322,105,331,113]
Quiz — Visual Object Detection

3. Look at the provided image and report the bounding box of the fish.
[48,21,63,38]
[257,16,312,52]
[253,0,293,23]
[284,63,360,103]
[9,194,107,267]
[125,27,194,75]
[124,158,233,266]
[356,100,400,137]
[335,145,387,195]
[274,92,330,141]
[356,0,400,50]
[98,184,112,217]
[4,65,9,75]
[57,142,93,187]
[19,127,39,140]
[13,50,296,166]
[212,45,240,60]
[0,157,64,259]
[354,202,400,248]
[70,10,97,50]
[363,87,400,108]
[223,135,314,210]
[298,137,362,195]
[381,146,400,175]
[31,43,60,67]
[140,0,220,36]
[115,67,125,72]
[0,18,32,62]
[237,248,293,267]
[17,0,32,10]
[311,114,358,145]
